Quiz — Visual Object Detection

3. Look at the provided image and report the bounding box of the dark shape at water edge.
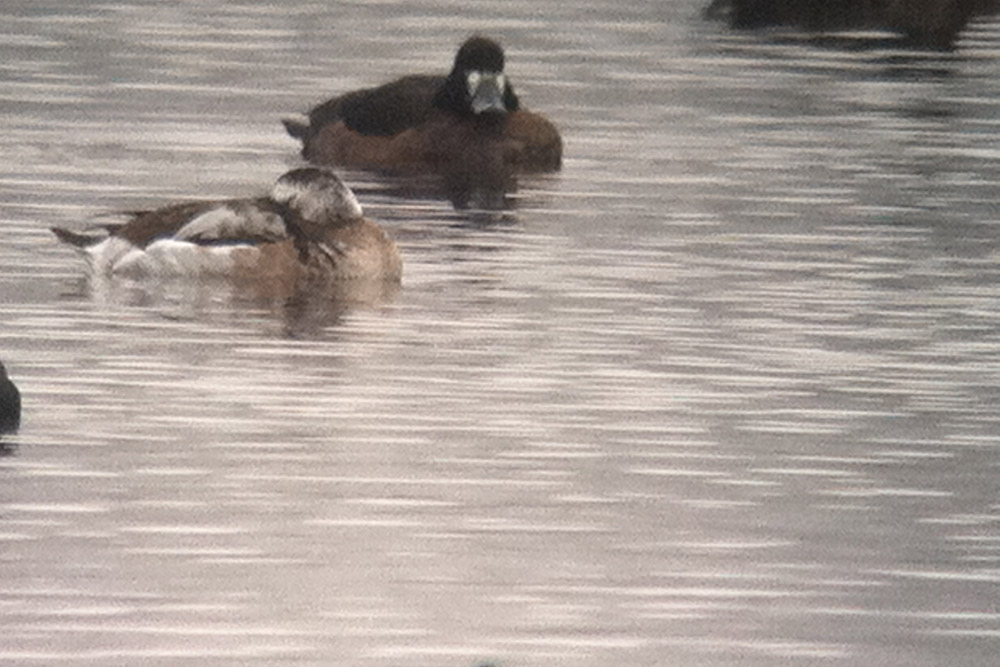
[0,360,21,435]
[704,0,1000,48]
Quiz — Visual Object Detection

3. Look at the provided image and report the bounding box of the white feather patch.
[175,204,286,243]
[86,236,140,276]
[111,239,248,278]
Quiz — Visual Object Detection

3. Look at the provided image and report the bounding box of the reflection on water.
[56,272,403,339]
[2,1,1000,666]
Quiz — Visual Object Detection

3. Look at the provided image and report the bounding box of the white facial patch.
[466,70,483,98]
[467,70,506,114]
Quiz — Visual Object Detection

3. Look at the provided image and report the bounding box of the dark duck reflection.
[283,36,562,209]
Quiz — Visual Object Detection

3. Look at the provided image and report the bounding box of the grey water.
[2,1,1000,665]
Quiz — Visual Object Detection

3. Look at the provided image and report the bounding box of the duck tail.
[282,115,312,141]
[51,226,100,248]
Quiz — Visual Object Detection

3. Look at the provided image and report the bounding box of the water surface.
[2,1,1000,666]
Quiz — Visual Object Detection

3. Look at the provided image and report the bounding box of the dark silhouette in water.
[705,0,1000,48]
[0,361,21,435]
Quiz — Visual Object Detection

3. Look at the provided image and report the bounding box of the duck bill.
[468,71,507,115]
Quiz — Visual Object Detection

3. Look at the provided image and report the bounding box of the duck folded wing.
[172,200,289,245]
[316,75,444,137]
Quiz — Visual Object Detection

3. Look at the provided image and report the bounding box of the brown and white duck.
[51,167,402,284]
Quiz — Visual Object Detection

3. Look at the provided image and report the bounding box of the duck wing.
[172,199,289,246]
[310,74,445,137]
[51,202,212,250]
[113,201,222,247]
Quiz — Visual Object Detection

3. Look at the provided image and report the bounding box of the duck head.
[434,36,520,117]
[271,168,363,225]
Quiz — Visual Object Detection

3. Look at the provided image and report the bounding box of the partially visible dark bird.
[0,360,21,435]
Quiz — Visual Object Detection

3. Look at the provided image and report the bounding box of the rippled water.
[2,1,1000,665]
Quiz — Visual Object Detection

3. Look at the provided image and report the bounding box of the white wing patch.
[175,203,286,243]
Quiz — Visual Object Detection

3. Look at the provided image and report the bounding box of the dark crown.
[452,36,505,74]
